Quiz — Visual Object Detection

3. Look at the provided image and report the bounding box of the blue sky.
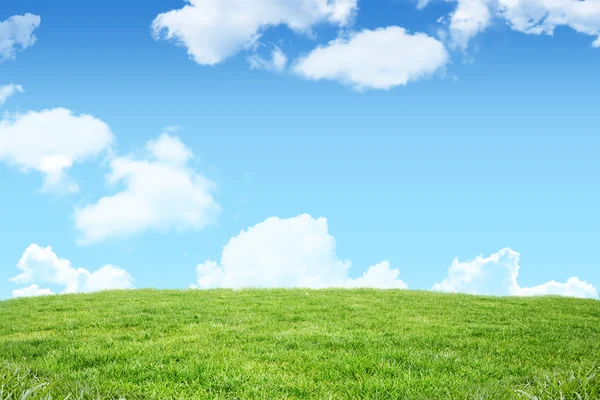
[1,0,599,299]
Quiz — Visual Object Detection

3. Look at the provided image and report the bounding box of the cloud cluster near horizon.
[193,214,408,290]
[189,215,596,298]
[433,248,597,298]
[10,218,597,300]
[10,244,133,298]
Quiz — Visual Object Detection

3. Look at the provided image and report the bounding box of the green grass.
[1,289,599,399]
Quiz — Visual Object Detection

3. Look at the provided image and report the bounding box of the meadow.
[1,289,599,399]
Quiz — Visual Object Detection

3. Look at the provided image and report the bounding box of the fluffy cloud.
[74,133,220,244]
[0,84,23,105]
[447,0,600,48]
[0,108,114,193]
[294,27,449,90]
[9,244,134,298]
[152,0,357,65]
[248,46,288,73]
[0,14,41,62]
[345,261,408,289]
[194,214,408,289]
[433,248,597,299]
[12,284,54,298]
[518,278,598,297]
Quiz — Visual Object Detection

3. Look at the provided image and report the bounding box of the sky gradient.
[1,0,599,299]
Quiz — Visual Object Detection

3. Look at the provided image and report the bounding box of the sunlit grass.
[1,289,599,399]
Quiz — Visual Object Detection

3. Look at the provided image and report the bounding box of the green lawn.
[1,289,599,399]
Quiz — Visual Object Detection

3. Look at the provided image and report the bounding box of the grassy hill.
[1,289,599,399]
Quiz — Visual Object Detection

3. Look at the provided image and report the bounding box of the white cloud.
[0,84,23,105]
[417,0,432,9]
[449,0,492,49]
[433,248,598,299]
[447,0,600,49]
[12,284,54,298]
[152,0,357,66]
[0,108,114,193]
[498,0,600,45]
[0,14,41,61]
[193,214,408,289]
[74,133,220,244]
[248,46,288,73]
[9,244,134,297]
[518,277,598,297]
[145,131,193,166]
[294,26,449,90]
[345,261,409,289]
[69,265,135,293]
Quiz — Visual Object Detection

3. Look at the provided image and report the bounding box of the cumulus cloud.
[447,0,600,49]
[345,261,408,289]
[9,244,134,298]
[294,27,449,90]
[0,84,23,105]
[74,133,220,244]
[248,46,288,73]
[152,0,357,66]
[193,214,408,289]
[0,108,114,193]
[12,284,54,298]
[0,13,41,61]
[518,278,598,298]
[433,248,598,299]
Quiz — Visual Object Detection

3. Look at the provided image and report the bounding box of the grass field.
[1,289,599,399]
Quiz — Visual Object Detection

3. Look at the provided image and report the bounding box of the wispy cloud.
[0,84,24,105]
[0,14,41,62]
